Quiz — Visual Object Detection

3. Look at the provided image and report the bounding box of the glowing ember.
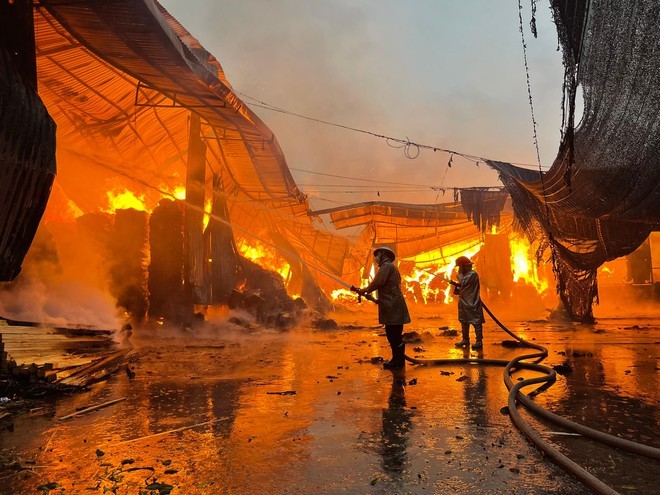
[237,238,292,283]
[103,189,147,214]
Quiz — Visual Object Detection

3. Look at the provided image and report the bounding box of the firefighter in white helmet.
[352,246,411,369]
[453,256,484,349]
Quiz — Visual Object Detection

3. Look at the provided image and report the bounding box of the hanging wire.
[290,168,501,191]
[386,136,420,159]
[517,0,560,291]
[289,167,440,187]
[529,0,538,38]
[517,0,543,171]
[238,91,543,169]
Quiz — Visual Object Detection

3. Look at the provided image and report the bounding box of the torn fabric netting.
[488,0,660,321]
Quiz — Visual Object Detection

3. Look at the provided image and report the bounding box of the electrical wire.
[239,92,546,169]
[289,167,445,187]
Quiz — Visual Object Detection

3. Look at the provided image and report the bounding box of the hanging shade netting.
[487,0,660,321]
[32,0,349,279]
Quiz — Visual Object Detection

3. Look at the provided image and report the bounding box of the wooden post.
[148,199,186,324]
[184,113,208,314]
[207,173,240,304]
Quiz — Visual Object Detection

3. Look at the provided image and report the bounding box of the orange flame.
[102,189,147,214]
[237,238,292,284]
[173,186,186,200]
[401,243,483,304]
[202,198,213,231]
[330,288,358,304]
[509,234,548,293]
[336,242,484,306]
[65,199,84,219]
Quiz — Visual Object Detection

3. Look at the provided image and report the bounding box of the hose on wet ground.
[400,301,660,495]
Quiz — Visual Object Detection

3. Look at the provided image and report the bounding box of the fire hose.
[173,197,659,492]
[160,196,658,493]
[110,184,658,492]
[349,284,660,495]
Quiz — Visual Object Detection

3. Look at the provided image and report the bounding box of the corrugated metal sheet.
[31,0,354,277]
[36,0,308,216]
[317,201,513,260]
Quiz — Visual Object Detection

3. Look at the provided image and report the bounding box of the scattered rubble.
[403,331,435,343]
[312,318,338,330]
[552,363,573,376]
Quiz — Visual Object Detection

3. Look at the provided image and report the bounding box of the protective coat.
[457,269,485,324]
[363,260,411,325]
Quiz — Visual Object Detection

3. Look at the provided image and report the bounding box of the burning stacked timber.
[66,194,330,330]
[0,0,350,344]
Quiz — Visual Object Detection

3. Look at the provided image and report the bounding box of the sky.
[159,0,565,214]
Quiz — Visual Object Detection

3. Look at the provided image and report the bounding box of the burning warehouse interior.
[0,1,658,494]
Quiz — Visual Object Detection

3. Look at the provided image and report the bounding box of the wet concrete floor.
[0,304,658,494]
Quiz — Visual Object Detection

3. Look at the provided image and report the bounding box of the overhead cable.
[239,92,544,169]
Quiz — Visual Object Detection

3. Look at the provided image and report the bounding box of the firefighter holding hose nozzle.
[351,247,411,369]
[451,256,485,350]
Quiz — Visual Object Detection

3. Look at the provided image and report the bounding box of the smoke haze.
[158,0,565,209]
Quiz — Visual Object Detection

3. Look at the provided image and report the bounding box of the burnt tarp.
[459,188,509,232]
[0,1,56,281]
[488,0,660,321]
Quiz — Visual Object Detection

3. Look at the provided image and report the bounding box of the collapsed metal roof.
[34,0,350,275]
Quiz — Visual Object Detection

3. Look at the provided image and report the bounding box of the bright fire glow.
[330,288,359,304]
[509,234,549,293]
[237,238,292,284]
[173,186,186,200]
[400,243,484,304]
[336,242,484,306]
[103,189,147,214]
[332,234,554,307]
[202,198,213,230]
[66,199,83,219]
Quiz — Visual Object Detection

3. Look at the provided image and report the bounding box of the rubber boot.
[384,343,405,369]
[472,324,483,349]
[455,323,470,347]
[383,342,396,367]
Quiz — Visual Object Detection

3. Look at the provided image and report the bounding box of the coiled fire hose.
[352,288,659,495]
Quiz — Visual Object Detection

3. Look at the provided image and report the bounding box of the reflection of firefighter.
[352,247,411,369]
[380,373,413,481]
[452,256,485,349]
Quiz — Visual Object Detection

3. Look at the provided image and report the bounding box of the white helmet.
[373,246,396,261]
